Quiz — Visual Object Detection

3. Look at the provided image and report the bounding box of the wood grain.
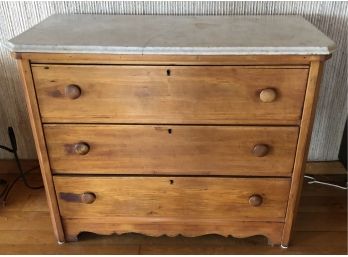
[0,167,346,254]
[305,161,347,175]
[14,51,327,245]
[32,65,308,124]
[44,124,299,176]
[62,218,284,245]
[1,159,342,175]
[54,176,290,221]
[281,61,324,246]
[54,175,290,244]
[299,195,347,213]
[16,58,65,243]
[21,53,323,64]
[295,212,347,232]
[2,1,347,161]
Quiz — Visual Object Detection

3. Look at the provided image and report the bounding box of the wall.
[0,1,346,161]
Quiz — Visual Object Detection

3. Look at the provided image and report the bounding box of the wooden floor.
[0,164,347,254]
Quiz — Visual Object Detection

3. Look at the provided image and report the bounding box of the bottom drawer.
[54,176,290,242]
[54,176,290,222]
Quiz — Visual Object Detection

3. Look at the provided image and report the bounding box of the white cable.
[304,175,347,190]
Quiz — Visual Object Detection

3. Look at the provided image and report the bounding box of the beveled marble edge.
[4,41,335,55]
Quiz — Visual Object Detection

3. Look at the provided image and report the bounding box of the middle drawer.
[44,125,298,176]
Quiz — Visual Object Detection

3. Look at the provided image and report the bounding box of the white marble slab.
[6,14,336,55]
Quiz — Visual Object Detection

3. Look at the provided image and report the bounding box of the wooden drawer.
[32,65,308,124]
[44,124,298,176]
[54,176,291,222]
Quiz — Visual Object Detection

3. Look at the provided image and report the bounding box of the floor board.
[0,164,347,254]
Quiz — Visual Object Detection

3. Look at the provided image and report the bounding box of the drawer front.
[54,176,291,222]
[44,124,298,176]
[32,65,308,124]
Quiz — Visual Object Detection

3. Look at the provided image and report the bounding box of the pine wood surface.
[17,58,65,242]
[44,125,298,176]
[0,167,346,254]
[281,60,323,246]
[54,176,290,243]
[32,64,308,124]
[1,160,345,174]
[55,176,290,221]
[18,53,325,64]
[13,54,331,246]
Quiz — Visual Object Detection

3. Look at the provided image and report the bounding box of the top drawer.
[32,65,308,124]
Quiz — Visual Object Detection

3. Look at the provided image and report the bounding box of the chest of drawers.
[8,15,335,247]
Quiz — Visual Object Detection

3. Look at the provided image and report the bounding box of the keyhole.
[169,179,174,184]
[166,69,171,76]
[168,129,172,134]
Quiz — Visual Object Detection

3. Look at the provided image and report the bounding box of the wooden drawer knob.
[249,194,263,207]
[80,192,96,204]
[74,142,90,155]
[59,192,96,204]
[252,144,269,157]
[65,84,81,99]
[260,88,277,103]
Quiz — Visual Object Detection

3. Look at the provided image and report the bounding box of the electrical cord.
[0,127,43,206]
[304,175,347,190]
[0,178,9,198]
[2,165,41,206]
[0,145,13,152]
[12,148,43,190]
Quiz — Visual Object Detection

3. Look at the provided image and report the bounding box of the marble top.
[6,14,336,55]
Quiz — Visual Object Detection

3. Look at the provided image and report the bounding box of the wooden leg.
[281,235,290,248]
